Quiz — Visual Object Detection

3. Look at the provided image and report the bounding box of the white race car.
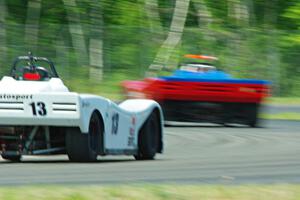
[0,54,163,162]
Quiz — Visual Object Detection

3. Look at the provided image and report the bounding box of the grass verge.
[0,184,300,200]
[264,97,300,106]
[260,112,300,121]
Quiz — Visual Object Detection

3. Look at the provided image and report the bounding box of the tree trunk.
[62,0,88,66]
[145,0,163,34]
[192,0,215,43]
[228,0,249,26]
[0,0,7,63]
[148,0,191,74]
[25,0,42,53]
[264,0,280,95]
[245,0,255,25]
[226,0,250,73]
[192,0,213,26]
[55,32,71,80]
[88,2,104,81]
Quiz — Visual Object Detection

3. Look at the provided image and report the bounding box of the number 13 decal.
[30,102,47,116]
[111,113,119,135]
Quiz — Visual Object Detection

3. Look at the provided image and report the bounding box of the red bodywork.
[122,78,270,103]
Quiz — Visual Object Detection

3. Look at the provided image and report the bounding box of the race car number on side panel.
[111,112,119,135]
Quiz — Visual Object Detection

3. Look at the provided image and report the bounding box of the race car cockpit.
[22,66,50,81]
[10,52,59,81]
[178,54,218,73]
[179,63,216,73]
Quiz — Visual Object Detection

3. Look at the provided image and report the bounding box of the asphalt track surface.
[0,120,299,186]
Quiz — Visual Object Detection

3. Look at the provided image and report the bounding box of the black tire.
[1,154,21,162]
[66,112,103,162]
[248,103,259,127]
[221,103,233,126]
[135,111,159,160]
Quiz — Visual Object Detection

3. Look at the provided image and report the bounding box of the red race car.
[122,55,270,127]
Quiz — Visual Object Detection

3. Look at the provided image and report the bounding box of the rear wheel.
[135,111,160,160]
[1,154,21,162]
[66,112,103,162]
[248,103,259,127]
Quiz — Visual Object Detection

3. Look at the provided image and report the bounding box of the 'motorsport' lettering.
[0,94,33,101]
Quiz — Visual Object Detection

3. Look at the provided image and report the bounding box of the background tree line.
[0,0,299,98]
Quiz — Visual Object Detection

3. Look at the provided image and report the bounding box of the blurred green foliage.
[0,0,299,98]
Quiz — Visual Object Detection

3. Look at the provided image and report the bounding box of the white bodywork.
[0,76,163,153]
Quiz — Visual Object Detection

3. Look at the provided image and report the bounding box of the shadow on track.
[165,122,265,128]
[0,158,138,164]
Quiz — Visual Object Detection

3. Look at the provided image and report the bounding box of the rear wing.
[0,92,81,127]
